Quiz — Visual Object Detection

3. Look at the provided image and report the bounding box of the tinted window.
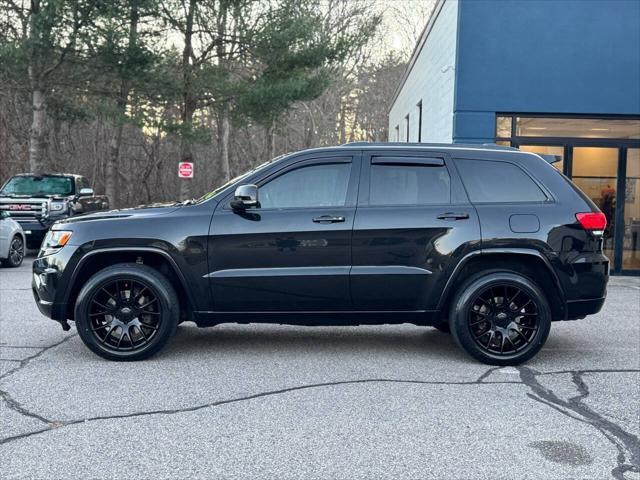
[370,164,450,205]
[457,159,547,203]
[260,163,351,209]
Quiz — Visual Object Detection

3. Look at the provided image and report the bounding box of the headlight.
[40,230,72,256]
[49,201,66,212]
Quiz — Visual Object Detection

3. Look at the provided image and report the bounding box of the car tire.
[75,263,179,361]
[2,235,25,268]
[449,271,551,366]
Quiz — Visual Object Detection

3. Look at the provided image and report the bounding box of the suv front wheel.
[75,263,179,361]
[449,271,551,366]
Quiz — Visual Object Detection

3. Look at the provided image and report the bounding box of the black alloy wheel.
[4,235,24,267]
[449,271,551,366]
[467,284,539,355]
[88,279,161,351]
[75,263,179,361]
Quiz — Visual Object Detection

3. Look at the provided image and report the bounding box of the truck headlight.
[40,230,72,256]
[49,201,66,213]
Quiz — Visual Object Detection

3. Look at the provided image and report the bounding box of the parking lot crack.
[0,388,54,425]
[518,366,640,480]
[0,376,521,446]
[0,334,77,381]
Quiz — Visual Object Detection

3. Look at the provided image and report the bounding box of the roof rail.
[341,141,518,151]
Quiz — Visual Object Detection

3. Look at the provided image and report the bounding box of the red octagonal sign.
[178,162,193,178]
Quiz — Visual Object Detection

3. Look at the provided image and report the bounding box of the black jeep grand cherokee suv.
[33,143,608,365]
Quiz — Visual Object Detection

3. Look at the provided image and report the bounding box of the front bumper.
[32,244,79,324]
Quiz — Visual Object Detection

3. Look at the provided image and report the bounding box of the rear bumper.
[566,296,606,320]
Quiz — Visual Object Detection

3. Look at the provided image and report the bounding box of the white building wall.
[388,0,458,143]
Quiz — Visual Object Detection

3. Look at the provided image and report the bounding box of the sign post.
[178,162,194,179]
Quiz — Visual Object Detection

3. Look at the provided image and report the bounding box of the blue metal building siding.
[452,0,640,143]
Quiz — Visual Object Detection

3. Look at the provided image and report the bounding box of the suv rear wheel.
[449,271,551,366]
[75,263,179,361]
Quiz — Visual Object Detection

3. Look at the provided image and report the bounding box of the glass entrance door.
[623,149,640,270]
[571,147,619,262]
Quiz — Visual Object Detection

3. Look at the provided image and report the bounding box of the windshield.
[1,176,74,196]
[197,156,285,203]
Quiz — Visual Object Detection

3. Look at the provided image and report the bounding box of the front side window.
[457,159,547,203]
[369,163,451,206]
[260,163,351,209]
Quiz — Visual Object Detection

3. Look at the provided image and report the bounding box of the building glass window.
[515,117,640,139]
[496,116,512,138]
[572,147,619,260]
[519,145,565,172]
[623,149,640,270]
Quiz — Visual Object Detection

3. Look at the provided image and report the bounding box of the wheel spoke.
[91,322,111,331]
[101,287,117,303]
[136,325,148,341]
[508,288,520,306]
[133,286,148,303]
[511,328,528,344]
[139,298,157,310]
[100,325,116,343]
[92,299,112,312]
[139,321,159,331]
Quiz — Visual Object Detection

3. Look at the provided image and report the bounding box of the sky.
[375,0,436,60]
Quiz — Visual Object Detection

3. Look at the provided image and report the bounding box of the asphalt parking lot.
[1,255,639,479]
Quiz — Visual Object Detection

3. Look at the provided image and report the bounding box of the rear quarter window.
[456,159,547,203]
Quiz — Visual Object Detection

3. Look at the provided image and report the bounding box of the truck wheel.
[2,235,24,267]
[449,271,551,366]
[75,263,179,361]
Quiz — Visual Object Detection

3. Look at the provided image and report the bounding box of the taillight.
[575,212,607,233]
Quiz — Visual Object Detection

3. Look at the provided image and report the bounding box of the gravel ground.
[1,254,639,479]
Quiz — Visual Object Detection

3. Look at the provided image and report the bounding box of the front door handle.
[437,212,469,220]
[313,215,345,223]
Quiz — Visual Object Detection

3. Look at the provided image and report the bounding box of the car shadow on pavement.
[161,323,468,362]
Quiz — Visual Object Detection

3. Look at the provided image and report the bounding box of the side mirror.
[79,187,94,197]
[0,210,7,219]
[231,184,259,209]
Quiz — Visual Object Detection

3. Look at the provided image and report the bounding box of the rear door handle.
[313,215,345,223]
[437,212,469,220]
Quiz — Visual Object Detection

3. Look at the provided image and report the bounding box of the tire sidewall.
[75,264,178,361]
[450,271,551,366]
[4,235,24,267]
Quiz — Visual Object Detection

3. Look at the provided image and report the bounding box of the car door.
[208,154,360,311]
[0,212,10,256]
[351,150,481,311]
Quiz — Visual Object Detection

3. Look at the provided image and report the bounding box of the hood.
[56,202,182,225]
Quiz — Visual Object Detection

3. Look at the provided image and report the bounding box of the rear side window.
[456,159,547,203]
[370,162,451,206]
